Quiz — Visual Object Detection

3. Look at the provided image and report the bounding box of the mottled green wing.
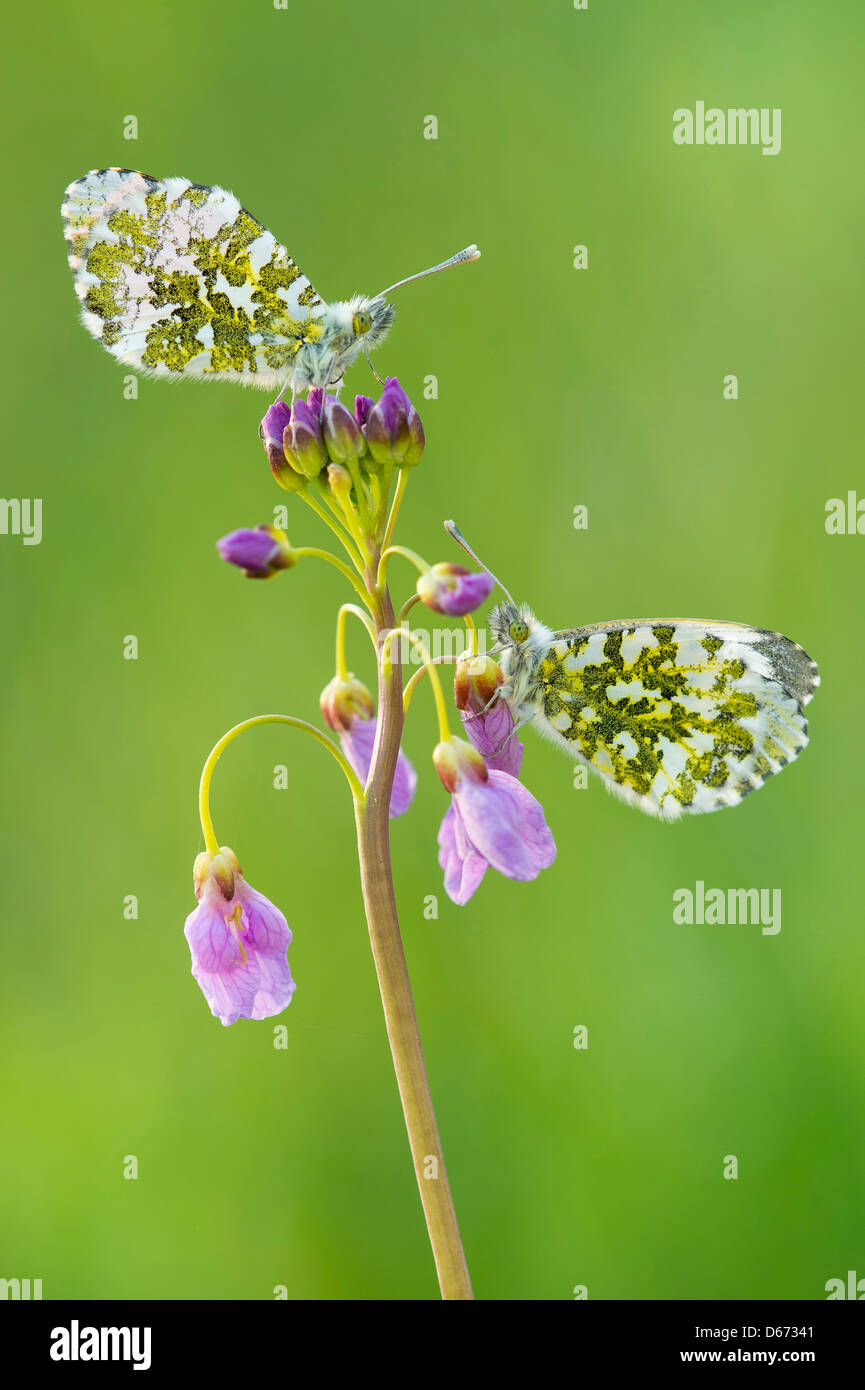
[534,620,819,818]
[62,169,325,387]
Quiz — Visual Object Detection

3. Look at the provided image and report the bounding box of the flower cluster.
[186,375,556,1028]
[261,378,424,492]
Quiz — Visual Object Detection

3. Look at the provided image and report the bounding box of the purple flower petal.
[417,563,494,617]
[215,528,280,578]
[261,400,292,452]
[437,804,488,904]
[184,864,295,1026]
[436,770,556,904]
[340,715,417,817]
[460,700,524,777]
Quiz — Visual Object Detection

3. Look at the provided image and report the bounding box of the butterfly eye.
[352,310,372,336]
[508,619,529,643]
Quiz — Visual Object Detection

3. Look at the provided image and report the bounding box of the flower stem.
[199,714,364,853]
[354,586,474,1300]
[335,603,377,678]
[292,547,373,606]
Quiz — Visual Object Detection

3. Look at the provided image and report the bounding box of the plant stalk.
[353,577,474,1300]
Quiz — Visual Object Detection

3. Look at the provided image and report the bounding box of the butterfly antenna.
[444,520,516,605]
[373,245,481,300]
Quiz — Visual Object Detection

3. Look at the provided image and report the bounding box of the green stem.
[336,602,377,679]
[377,543,429,589]
[293,547,373,606]
[199,714,364,853]
[355,587,474,1300]
[297,486,365,574]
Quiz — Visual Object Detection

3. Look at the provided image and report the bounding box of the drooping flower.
[184,847,296,1026]
[416,562,494,617]
[320,674,417,816]
[365,378,425,467]
[217,525,296,579]
[433,737,555,904]
[454,652,523,776]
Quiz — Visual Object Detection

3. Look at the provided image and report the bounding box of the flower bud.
[454,651,506,712]
[320,674,375,733]
[323,397,366,462]
[416,562,494,616]
[193,846,240,902]
[326,462,354,508]
[217,525,296,579]
[365,378,425,467]
[354,395,374,429]
[283,399,328,479]
[432,736,488,793]
[306,387,338,420]
[261,402,306,492]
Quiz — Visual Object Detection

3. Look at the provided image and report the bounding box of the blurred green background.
[2,0,863,1300]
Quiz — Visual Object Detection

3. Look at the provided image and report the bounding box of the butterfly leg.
[318,355,337,422]
[271,374,292,406]
[461,687,506,721]
[364,349,385,386]
[487,717,533,757]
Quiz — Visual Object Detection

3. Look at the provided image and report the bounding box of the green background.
[2,0,863,1300]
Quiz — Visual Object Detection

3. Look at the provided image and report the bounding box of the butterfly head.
[487,602,554,711]
[350,295,396,350]
[322,295,396,375]
[488,601,552,657]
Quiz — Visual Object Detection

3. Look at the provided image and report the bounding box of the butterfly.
[446,525,819,820]
[61,168,479,393]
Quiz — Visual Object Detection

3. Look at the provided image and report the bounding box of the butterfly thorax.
[296,295,395,388]
[489,601,555,716]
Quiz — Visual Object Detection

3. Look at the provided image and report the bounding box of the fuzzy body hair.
[488,601,556,717]
[292,295,395,390]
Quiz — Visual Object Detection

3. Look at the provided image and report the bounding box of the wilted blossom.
[416,562,494,617]
[434,736,555,905]
[184,847,296,1026]
[454,652,523,776]
[365,378,425,466]
[320,674,417,816]
[217,525,296,579]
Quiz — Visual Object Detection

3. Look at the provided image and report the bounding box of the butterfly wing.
[532,620,819,819]
[62,169,325,387]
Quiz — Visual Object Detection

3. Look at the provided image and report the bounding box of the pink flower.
[320,675,417,816]
[217,525,295,579]
[433,739,555,905]
[184,848,296,1026]
[454,652,523,776]
[340,714,417,816]
[416,562,494,617]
